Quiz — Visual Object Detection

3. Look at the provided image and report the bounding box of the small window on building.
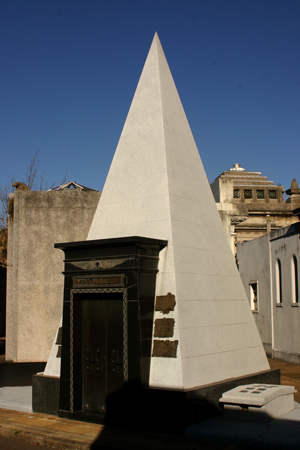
[269,190,277,199]
[244,189,253,199]
[250,282,258,311]
[233,189,240,198]
[256,189,265,199]
[276,259,282,304]
[291,255,299,304]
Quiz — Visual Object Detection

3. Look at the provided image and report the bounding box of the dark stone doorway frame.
[55,236,168,422]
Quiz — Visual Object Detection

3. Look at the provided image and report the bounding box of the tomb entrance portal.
[55,236,167,422]
[81,291,124,415]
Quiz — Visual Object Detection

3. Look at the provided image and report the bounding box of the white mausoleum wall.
[6,189,100,362]
[236,235,272,355]
[237,222,300,363]
[271,224,300,363]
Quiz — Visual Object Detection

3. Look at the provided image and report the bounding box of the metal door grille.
[69,287,127,412]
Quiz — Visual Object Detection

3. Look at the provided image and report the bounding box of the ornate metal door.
[82,293,123,414]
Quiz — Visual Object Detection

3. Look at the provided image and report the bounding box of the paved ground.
[0,436,53,449]
[268,357,300,403]
[0,357,298,450]
[0,386,32,412]
[0,408,245,450]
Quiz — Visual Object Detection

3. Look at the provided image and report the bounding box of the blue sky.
[1,0,299,193]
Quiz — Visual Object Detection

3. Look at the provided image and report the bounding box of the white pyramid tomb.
[88,33,269,390]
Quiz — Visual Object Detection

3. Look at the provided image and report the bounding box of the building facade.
[236,212,300,364]
[211,164,299,254]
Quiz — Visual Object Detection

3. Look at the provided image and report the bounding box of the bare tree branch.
[0,177,14,230]
[24,151,39,190]
[0,151,66,266]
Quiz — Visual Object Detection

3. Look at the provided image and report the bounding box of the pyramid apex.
[151,32,162,48]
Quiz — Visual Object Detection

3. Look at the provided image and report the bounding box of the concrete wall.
[271,223,300,363]
[236,235,272,355]
[6,189,101,362]
[210,178,221,203]
[236,222,300,363]
[0,267,6,338]
[211,177,235,203]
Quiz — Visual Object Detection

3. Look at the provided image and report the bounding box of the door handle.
[86,348,101,372]
[111,350,123,374]
[86,348,91,371]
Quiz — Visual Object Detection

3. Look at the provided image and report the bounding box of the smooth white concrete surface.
[0,387,32,412]
[43,319,62,377]
[88,33,269,389]
[221,384,296,406]
[220,384,296,421]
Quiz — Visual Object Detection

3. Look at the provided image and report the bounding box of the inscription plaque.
[73,275,124,288]
[152,340,178,358]
[154,318,175,337]
[155,292,176,314]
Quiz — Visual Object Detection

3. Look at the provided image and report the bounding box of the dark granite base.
[188,368,281,408]
[32,374,60,416]
[140,368,281,434]
[59,368,280,434]
[0,361,46,387]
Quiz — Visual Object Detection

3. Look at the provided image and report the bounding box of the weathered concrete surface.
[6,190,100,362]
[211,165,298,255]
